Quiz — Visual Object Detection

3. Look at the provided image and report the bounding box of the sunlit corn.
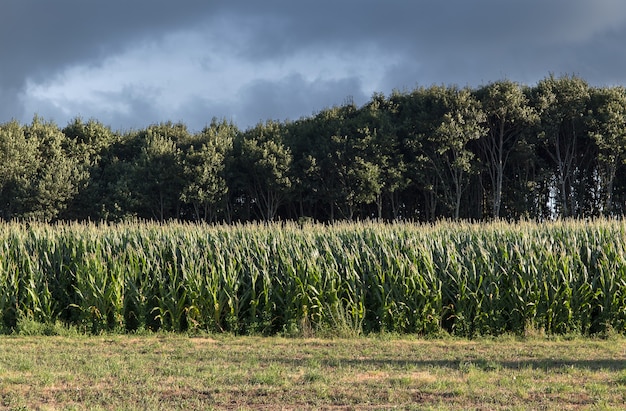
[0,219,624,336]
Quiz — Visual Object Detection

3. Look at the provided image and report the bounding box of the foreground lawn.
[0,334,624,410]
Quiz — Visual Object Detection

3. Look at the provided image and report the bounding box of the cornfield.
[0,219,625,336]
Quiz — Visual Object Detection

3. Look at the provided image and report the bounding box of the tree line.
[2,74,626,223]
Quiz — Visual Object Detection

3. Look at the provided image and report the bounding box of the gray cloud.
[3,1,626,131]
[236,74,368,126]
[1,2,212,76]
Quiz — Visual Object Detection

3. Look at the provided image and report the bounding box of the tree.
[308,103,384,220]
[0,121,38,220]
[533,75,592,217]
[61,117,118,220]
[180,119,235,222]
[359,93,410,220]
[420,86,486,220]
[283,116,323,220]
[235,120,292,221]
[19,116,88,221]
[587,86,626,216]
[327,128,381,220]
[299,106,350,221]
[475,80,538,218]
[133,122,188,221]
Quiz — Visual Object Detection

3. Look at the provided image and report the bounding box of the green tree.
[61,117,118,220]
[180,119,235,222]
[359,93,409,220]
[533,75,592,217]
[235,120,292,221]
[305,102,383,220]
[19,116,88,221]
[283,116,323,219]
[420,86,486,220]
[391,87,435,220]
[587,86,626,215]
[134,122,188,221]
[475,80,539,218]
[92,131,144,221]
[298,106,348,221]
[0,120,38,220]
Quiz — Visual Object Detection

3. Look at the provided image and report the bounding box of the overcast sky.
[3,1,626,132]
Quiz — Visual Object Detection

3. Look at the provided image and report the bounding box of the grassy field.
[0,333,624,410]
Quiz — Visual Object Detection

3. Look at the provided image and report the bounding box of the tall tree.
[20,116,88,221]
[533,75,592,217]
[421,86,486,219]
[308,106,351,221]
[92,131,145,221]
[180,119,235,222]
[283,116,323,220]
[61,117,118,220]
[359,93,409,220]
[392,87,437,221]
[235,120,292,221]
[475,80,538,218]
[133,122,188,221]
[587,86,626,215]
[0,121,38,220]
[318,103,382,220]
[287,103,370,221]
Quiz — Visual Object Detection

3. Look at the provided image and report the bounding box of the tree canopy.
[2,75,626,223]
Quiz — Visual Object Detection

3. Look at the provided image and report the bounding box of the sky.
[3,0,626,132]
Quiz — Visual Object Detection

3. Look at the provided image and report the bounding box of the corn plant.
[1,219,626,336]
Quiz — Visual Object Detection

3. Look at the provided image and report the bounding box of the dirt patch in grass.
[349,370,390,383]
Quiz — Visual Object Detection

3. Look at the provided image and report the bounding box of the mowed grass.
[0,334,624,410]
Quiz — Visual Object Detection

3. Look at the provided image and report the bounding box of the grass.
[0,334,624,410]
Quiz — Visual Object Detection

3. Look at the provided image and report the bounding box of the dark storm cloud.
[1,1,215,121]
[3,0,626,130]
[1,1,213,72]
[236,74,368,126]
[218,1,624,60]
